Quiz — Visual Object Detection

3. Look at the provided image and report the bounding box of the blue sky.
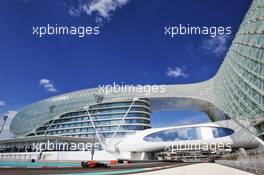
[0,0,252,131]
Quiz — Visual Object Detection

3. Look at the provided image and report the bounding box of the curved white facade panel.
[117,121,258,153]
[10,0,264,137]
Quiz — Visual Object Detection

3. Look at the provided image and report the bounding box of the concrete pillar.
[238,147,248,159]
[140,152,146,160]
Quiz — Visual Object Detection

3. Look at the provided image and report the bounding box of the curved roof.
[10,80,216,136]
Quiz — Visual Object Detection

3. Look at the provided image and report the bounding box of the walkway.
[136,163,255,175]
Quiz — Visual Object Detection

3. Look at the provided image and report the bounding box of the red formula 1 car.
[81,160,108,168]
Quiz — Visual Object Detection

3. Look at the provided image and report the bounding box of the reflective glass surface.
[143,127,234,142]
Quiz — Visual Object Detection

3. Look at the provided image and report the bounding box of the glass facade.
[29,99,151,138]
[211,127,235,138]
[254,121,264,140]
[213,0,264,123]
[143,127,234,142]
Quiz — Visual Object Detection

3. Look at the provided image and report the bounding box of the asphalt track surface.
[0,162,193,175]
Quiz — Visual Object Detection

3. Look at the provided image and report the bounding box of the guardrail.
[0,152,40,161]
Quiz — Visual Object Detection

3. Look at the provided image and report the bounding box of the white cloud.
[69,0,130,22]
[0,110,17,139]
[69,6,82,17]
[166,67,188,78]
[0,100,5,106]
[39,78,58,92]
[201,34,230,57]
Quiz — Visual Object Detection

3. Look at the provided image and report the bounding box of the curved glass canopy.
[143,127,235,142]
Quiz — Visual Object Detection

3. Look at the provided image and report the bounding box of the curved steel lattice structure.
[10,0,264,138]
